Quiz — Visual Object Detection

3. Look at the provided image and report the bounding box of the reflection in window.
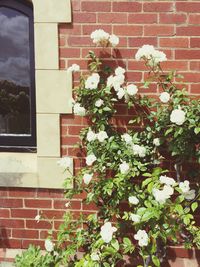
[0,0,36,149]
[0,7,30,135]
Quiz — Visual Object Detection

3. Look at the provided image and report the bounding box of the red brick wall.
[1,1,200,265]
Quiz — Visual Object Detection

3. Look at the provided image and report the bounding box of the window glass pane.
[0,7,31,135]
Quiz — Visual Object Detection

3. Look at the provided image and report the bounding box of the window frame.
[0,0,36,152]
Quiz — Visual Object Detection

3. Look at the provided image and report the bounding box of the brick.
[98,13,127,24]
[126,72,143,83]
[61,114,82,125]
[0,219,24,228]
[54,200,81,210]
[189,14,200,24]
[177,73,200,83]
[72,0,80,11]
[12,229,39,239]
[129,37,157,47]
[8,188,36,198]
[24,199,52,209]
[59,24,81,35]
[0,228,11,238]
[190,38,200,48]
[26,220,51,229]
[175,50,200,59]
[82,25,112,35]
[161,61,188,71]
[190,61,200,70]
[42,210,65,219]
[177,26,200,36]
[160,13,187,24]
[11,209,37,218]
[143,2,174,12]
[160,37,189,48]
[60,48,80,58]
[0,199,23,208]
[113,25,143,36]
[68,36,91,47]
[0,189,8,197]
[191,82,200,94]
[144,25,174,36]
[59,59,65,69]
[0,209,10,218]
[176,2,200,13]
[36,189,64,198]
[112,2,142,12]
[68,126,83,135]
[0,239,21,249]
[113,49,137,59]
[82,48,112,58]
[73,13,96,23]
[59,37,66,47]
[128,61,146,71]
[67,60,88,70]
[62,136,80,145]
[128,13,157,24]
[81,1,111,12]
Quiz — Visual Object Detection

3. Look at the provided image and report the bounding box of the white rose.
[83,173,93,184]
[170,108,186,125]
[73,103,86,116]
[86,154,97,166]
[115,66,125,76]
[132,144,146,158]
[128,196,139,205]
[126,84,138,96]
[87,129,96,142]
[109,34,119,47]
[153,138,160,147]
[179,180,190,193]
[122,133,132,144]
[130,214,141,223]
[44,239,54,252]
[97,131,108,142]
[159,92,170,103]
[134,230,148,247]
[159,175,176,186]
[85,73,100,90]
[100,222,117,243]
[67,63,80,72]
[90,29,109,44]
[152,185,174,204]
[119,161,130,174]
[91,252,100,261]
[183,189,195,200]
[151,50,167,64]
[117,87,125,99]
[135,45,155,61]
[57,157,71,168]
[95,99,104,107]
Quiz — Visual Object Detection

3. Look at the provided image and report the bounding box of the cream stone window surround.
[0,0,73,189]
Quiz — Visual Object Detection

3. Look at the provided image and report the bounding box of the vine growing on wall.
[15,30,200,267]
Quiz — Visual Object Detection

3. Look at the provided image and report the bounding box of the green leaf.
[165,128,173,136]
[142,177,152,188]
[194,127,200,134]
[111,239,119,251]
[191,202,198,212]
[152,255,160,267]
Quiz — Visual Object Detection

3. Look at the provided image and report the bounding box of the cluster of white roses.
[135,44,167,66]
[86,129,108,143]
[107,66,138,100]
[90,29,119,47]
[122,133,147,158]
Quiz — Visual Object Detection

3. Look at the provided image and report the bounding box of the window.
[0,0,36,151]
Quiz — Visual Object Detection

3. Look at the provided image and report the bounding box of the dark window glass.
[0,0,36,151]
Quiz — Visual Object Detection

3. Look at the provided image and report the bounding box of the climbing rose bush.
[15,30,200,267]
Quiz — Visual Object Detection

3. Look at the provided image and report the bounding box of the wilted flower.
[83,173,93,184]
[86,154,97,166]
[159,92,170,103]
[95,99,104,107]
[67,64,80,72]
[73,103,86,116]
[126,84,138,96]
[87,129,96,142]
[57,157,71,168]
[128,196,139,205]
[134,230,148,247]
[100,222,117,243]
[119,161,130,174]
[97,131,108,142]
[44,239,54,252]
[170,108,186,125]
[85,73,100,90]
